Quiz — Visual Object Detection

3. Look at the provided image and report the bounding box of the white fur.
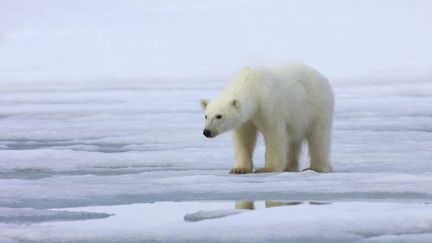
[201,63,334,173]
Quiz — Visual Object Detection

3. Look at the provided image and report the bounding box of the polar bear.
[200,63,334,174]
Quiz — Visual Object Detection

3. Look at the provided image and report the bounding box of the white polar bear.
[200,63,334,174]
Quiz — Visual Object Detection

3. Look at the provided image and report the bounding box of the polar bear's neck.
[220,68,259,123]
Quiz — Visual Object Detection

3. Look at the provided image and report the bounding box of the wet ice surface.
[0,78,431,242]
[0,207,112,224]
[2,201,432,243]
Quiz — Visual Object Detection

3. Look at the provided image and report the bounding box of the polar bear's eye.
[215,114,223,119]
[205,115,208,119]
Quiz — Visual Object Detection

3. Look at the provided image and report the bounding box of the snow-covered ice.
[184,209,245,222]
[0,0,432,242]
[0,75,431,242]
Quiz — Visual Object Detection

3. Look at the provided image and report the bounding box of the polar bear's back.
[231,63,333,140]
[239,63,333,108]
[271,63,333,110]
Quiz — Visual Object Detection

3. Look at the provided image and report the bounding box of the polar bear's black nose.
[203,129,212,137]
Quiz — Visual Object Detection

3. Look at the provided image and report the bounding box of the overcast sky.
[0,0,431,82]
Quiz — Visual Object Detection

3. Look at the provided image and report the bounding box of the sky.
[0,0,432,83]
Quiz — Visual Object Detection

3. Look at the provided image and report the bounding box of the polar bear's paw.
[254,167,278,173]
[229,168,252,174]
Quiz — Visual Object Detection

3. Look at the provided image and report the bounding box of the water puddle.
[184,200,330,222]
[53,200,330,226]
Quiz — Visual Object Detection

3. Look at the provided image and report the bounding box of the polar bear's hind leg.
[285,141,302,172]
[306,124,332,173]
[255,123,288,173]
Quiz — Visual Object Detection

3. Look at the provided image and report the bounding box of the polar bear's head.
[200,98,241,138]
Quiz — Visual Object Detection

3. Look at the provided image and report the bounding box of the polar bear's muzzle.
[203,129,217,138]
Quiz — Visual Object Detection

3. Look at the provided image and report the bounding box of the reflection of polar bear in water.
[200,64,334,173]
[235,201,329,210]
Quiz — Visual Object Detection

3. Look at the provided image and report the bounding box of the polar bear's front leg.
[256,124,287,173]
[230,121,257,174]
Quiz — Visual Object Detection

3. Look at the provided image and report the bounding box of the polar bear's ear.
[231,99,240,109]
[200,99,209,110]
